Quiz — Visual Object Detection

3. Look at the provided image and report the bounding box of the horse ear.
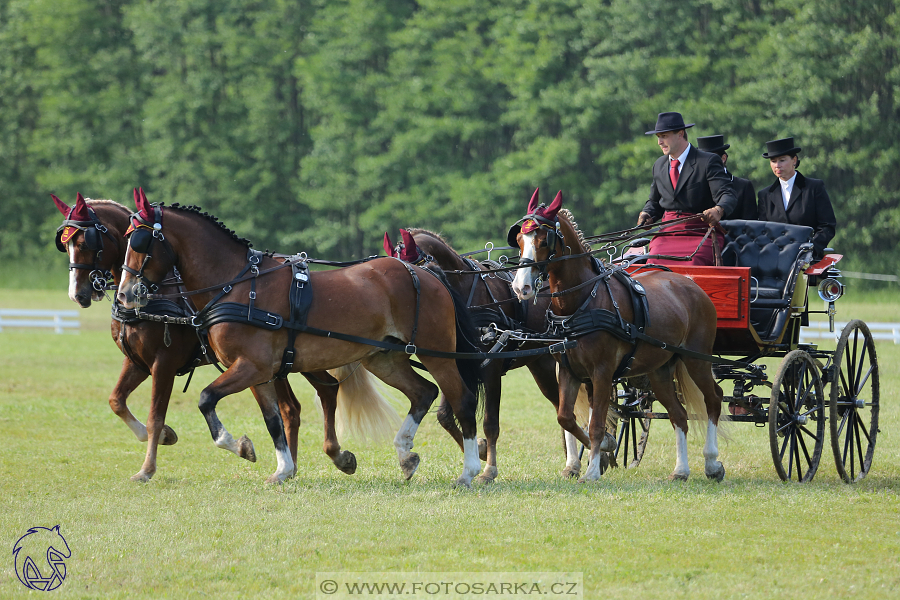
[133,187,140,207]
[70,193,90,221]
[51,194,70,216]
[135,186,152,219]
[526,187,540,213]
[545,190,563,217]
[383,232,395,257]
[400,229,416,251]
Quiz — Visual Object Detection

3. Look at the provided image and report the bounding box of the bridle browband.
[55,206,119,292]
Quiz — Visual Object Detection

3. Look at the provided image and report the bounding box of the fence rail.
[0,309,80,333]
[801,321,900,345]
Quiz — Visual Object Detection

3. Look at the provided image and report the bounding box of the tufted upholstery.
[720,220,814,300]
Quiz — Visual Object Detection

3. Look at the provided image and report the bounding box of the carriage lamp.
[817,277,844,302]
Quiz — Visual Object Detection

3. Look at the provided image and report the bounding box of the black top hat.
[762,137,802,158]
[645,112,695,135]
[696,135,730,154]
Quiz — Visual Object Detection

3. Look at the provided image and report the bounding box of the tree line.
[1,0,898,276]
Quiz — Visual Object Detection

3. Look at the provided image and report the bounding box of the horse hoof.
[599,432,616,453]
[238,435,256,463]
[706,463,725,482]
[561,466,580,479]
[453,478,472,489]
[597,453,610,476]
[265,474,285,485]
[477,438,488,461]
[130,471,152,483]
[160,425,178,445]
[335,450,357,475]
[668,473,689,482]
[475,466,498,485]
[400,453,420,480]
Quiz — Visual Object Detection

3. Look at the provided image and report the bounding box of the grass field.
[1,287,899,599]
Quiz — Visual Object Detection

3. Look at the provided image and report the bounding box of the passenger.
[637,112,737,266]
[696,134,757,221]
[757,137,836,258]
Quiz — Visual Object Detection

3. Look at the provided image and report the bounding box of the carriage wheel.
[768,350,825,482]
[610,385,652,469]
[830,320,879,483]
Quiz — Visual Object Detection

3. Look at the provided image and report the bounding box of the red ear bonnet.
[56,193,91,245]
[521,189,562,235]
[383,229,421,263]
[383,232,395,257]
[126,187,160,235]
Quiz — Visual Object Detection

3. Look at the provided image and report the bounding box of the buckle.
[249,291,257,300]
[548,340,571,354]
[405,344,417,354]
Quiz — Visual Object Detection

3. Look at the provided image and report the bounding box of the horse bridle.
[122,205,171,298]
[55,207,118,292]
[506,205,565,288]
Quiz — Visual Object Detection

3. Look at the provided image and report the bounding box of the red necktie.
[669,158,680,189]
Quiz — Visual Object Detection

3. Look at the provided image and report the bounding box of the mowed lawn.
[1,288,899,599]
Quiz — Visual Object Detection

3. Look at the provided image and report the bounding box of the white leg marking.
[458,437,480,486]
[393,414,419,461]
[124,417,149,442]
[273,445,294,482]
[582,447,605,481]
[704,420,724,479]
[564,430,581,472]
[673,426,690,478]
[215,430,241,455]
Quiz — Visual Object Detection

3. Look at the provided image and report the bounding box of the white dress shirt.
[780,173,797,210]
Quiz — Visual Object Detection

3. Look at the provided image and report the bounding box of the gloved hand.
[701,205,726,226]
[637,212,654,227]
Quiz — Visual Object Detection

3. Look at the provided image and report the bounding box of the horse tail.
[322,363,401,444]
[673,360,729,439]
[424,264,485,404]
[574,384,590,429]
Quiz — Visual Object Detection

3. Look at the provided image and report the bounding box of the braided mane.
[159,203,253,248]
[558,208,591,252]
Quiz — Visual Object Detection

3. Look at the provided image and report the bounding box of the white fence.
[801,321,900,345]
[0,309,80,333]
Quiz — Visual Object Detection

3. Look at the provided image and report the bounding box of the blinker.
[129,227,154,254]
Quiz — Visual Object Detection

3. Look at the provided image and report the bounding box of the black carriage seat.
[720,220,814,340]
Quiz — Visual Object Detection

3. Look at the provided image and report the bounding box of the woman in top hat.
[757,137,836,257]
[696,134,758,221]
[637,112,737,266]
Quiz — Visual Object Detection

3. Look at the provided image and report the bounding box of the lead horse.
[510,189,726,482]
[54,192,395,482]
[117,193,484,486]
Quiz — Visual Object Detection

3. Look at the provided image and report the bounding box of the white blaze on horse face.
[67,239,80,303]
[117,243,137,308]
[511,231,538,300]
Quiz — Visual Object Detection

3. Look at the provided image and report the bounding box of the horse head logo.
[13,525,71,591]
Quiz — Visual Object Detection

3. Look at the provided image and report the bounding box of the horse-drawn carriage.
[54,187,877,486]
[603,218,877,484]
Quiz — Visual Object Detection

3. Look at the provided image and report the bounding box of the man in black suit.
[637,112,737,265]
[697,134,757,221]
[757,137,836,257]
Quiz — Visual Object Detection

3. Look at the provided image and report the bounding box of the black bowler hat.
[645,112,695,135]
[697,135,730,154]
[762,137,802,158]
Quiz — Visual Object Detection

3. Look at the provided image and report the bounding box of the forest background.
[1,0,898,280]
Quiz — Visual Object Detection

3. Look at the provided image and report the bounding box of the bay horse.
[54,192,395,482]
[116,193,484,486]
[510,189,726,482]
[385,228,593,482]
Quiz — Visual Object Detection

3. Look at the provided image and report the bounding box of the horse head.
[118,188,175,309]
[53,192,122,307]
[383,228,428,264]
[510,188,563,300]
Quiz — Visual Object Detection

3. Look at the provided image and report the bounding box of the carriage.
[555,218,878,484]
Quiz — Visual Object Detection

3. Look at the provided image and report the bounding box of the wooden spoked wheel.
[830,319,879,483]
[769,350,825,482]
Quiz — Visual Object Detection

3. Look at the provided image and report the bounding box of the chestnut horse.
[386,228,593,482]
[510,189,726,482]
[54,192,394,482]
[117,194,484,486]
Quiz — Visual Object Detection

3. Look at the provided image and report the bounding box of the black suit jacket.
[757,172,836,256]
[642,145,737,219]
[730,175,757,220]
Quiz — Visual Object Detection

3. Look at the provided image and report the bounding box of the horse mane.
[85,198,130,212]
[558,208,591,252]
[160,203,253,248]
[406,228,458,253]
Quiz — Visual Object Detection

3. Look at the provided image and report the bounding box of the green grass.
[1,287,899,599]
